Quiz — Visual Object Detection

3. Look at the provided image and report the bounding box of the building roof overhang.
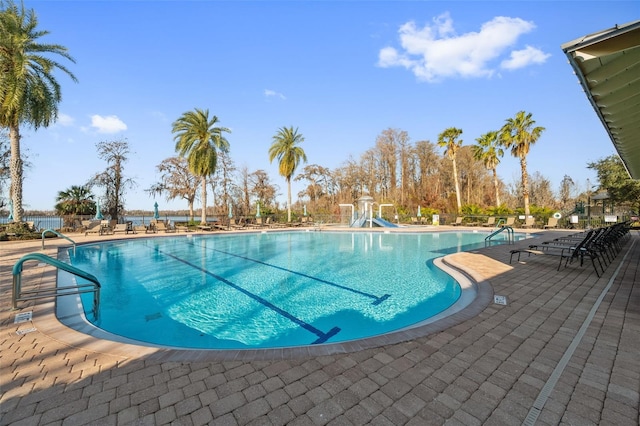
[561,20,640,179]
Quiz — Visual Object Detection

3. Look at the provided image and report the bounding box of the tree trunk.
[520,157,530,217]
[201,176,207,224]
[287,177,292,223]
[9,125,24,223]
[188,201,194,221]
[452,158,462,213]
[493,168,501,207]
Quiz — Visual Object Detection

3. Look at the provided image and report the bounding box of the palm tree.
[172,108,230,224]
[269,126,307,223]
[55,185,94,215]
[0,1,77,223]
[500,111,545,217]
[437,127,463,214]
[473,131,504,207]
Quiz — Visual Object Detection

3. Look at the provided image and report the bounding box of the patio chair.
[521,217,536,228]
[466,217,482,226]
[155,221,176,233]
[133,224,149,234]
[84,221,103,236]
[252,217,271,228]
[112,223,130,234]
[510,229,603,276]
[543,217,559,229]
[226,218,248,230]
[501,217,516,227]
[451,217,464,226]
[98,220,114,234]
[481,217,496,227]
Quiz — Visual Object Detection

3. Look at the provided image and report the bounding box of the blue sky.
[19,0,637,211]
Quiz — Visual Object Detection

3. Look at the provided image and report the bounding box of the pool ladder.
[42,229,76,254]
[485,226,515,246]
[12,252,101,318]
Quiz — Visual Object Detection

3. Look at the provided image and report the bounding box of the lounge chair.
[84,221,103,236]
[481,217,496,227]
[509,228,604,276]
[212,219,230,231]
[112,223,130,234]
[543,217,559,229]
[248,217,270,229]
[98,220,114,234]
[521,217,536,228]
[155,221,176,233]
[501,217,516,227]
[451,217,464,226]
[220,218,245,230]
[466,218,481,226]
[133,224,149,234]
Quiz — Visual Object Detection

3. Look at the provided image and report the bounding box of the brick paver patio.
[1,226,638,425]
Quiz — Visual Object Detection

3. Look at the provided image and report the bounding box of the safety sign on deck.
[14,311,32,323]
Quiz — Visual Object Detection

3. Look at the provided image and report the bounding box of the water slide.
[346,201,399,228]
[350,216,399,228]
[350,216,367,227]
[371,217,399,227]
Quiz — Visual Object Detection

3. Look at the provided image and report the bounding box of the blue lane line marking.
[154,247,341,344]
[195,242,390,305]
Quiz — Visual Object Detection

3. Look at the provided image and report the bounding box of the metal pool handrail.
[42,229,76,255]
[12,252,100,318]
[485,226,515,245]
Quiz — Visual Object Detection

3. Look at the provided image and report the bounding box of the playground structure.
[339,196,399,228]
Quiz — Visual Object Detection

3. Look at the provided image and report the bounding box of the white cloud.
[264,89,286,100]
[378,13,547,82]
[90,114,127,133]
[501,45,551,70]
[57,113,74,126]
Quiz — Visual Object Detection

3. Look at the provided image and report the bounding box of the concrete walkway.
[1,227,638,425]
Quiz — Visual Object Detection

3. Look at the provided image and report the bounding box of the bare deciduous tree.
[558,175,575,211]
[90,139,136,220]
[147,156,198,220]
[249,169,278,210]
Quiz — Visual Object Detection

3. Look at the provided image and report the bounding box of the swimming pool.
[62,230,515,350]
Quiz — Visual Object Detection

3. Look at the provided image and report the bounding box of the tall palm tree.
[0,0,77,223]
[473,131,504,207]
[54,185,94,215]
[500,111,545,217]
[172,108,230,224]
[269,126,307,223]
[437,127,463,214]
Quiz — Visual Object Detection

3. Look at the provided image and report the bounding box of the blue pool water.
[67,231,516,349]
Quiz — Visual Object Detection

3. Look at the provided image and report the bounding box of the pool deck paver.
[1,226,638,425]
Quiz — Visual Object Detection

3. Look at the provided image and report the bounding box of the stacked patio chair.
[509,222,631,277]
[510,229,602,276]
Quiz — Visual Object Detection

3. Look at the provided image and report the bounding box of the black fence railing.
[2,212,636,232]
